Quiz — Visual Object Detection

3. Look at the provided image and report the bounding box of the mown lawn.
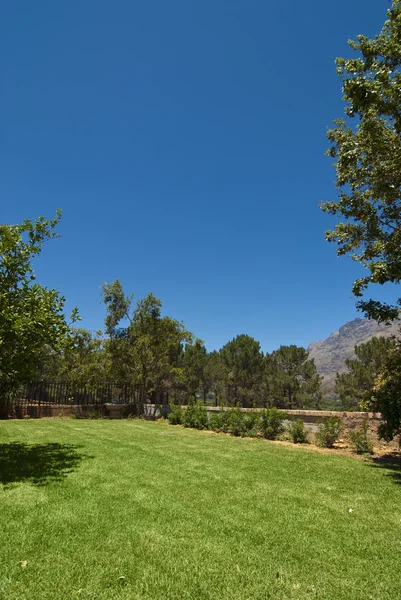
[0,420,400,600]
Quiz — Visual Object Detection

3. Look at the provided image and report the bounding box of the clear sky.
[1,0,398,352]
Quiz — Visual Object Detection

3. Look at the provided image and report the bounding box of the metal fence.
[14,381,254,410]
[15,381,141,407]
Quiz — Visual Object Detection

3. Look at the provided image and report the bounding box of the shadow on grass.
[368,453,401,485]
[0,442,92,488]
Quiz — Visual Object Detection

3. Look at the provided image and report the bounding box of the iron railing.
[15,381,141,407]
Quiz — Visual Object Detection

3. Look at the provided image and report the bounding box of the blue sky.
[1,0,397,352]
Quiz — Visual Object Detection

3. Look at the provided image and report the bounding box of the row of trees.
[0,206,398,423]
[0,212,322,413]
[40,279,323,409]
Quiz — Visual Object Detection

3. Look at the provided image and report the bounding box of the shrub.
[226,406,246,436]
[167,403,183,425]
[86,410,101,420]
[218,411,231,433]
[260,408,286,440]
[209,411,222,431]
[209,408,260,437]
[287,419,309,444]
[241,411,261,437]
[183,399,209,430]
[348,419,373,454]
[315,417,343,448]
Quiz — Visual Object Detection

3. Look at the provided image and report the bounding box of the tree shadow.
[368,453,401,485]
[0,442,92,488]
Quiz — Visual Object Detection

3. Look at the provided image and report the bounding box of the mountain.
[307,318,400,388]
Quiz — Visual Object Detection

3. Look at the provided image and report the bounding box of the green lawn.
[0,420,400,600]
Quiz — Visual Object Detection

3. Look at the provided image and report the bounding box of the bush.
[209,411,223,431]
[183,399,209,430]
[167,403,183,425]
[348,419,373,454]
[260,408,285,440]
[209,410,232,433]
[226,406,246,436]
[209,408,261,437]
[315,417,343,448]
[87,410,101,420]
[287,419,309,444]
[242,411,261,437]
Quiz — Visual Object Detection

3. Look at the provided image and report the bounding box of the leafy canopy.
[321,1,401,322]
[335,336,395,410]
[220,334,265,406]
[266,345,322,409]
[101,279,193,401]
[0,210,78,411]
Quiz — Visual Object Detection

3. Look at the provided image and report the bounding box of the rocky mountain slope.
[308,318,400,388]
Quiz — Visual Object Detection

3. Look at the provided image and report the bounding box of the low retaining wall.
[11,402,167,419]
[13,404,106,419]
[10,403,381,430]
[205,407,381,433]
[206,406,380,420]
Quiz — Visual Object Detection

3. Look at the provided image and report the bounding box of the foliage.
[208,410,229,432]
[315,417,343,448]
[203,351,227,403]
[368,342,401,440]
[223,406,260,437]
[348,420,374,454]
[102,280,193,403]
[213,405,239,436]
[335,336,395,410]
[0,211,79,416]
[180,340,209,398]
[41,328,111,384]
[321,1,401,322]
[260,408,286,440]
[266,346,322,409]
[23,273,324,412]
[287,419,309,444]
[220,334,265,407]
[174,404,262,438]
[242,411,261,437]
[182,399,209,430]
[167,403,183,425]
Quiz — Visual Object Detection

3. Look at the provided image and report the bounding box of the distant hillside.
[308,318,400,388]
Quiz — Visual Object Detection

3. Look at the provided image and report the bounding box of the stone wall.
[12,404,105,419]
[10,403,381,429]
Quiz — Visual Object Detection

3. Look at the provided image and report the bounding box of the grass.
[0,420,400,600]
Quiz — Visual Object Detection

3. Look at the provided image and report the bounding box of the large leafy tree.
[41,328,111,385]
[321,1,401,322]
[102,280,192,403]
[0,211,79,416]
[335,336,395,410]
[219,334,265,406]
[266,346,322,409]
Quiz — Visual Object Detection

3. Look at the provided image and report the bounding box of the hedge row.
[167,400,373,452]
